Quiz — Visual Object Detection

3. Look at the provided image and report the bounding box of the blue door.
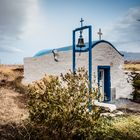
[98,66,111,101]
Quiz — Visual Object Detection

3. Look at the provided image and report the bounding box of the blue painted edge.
[34,40,123,57]
[72,30,76,73]
[97,66,111,102]
[73,25,93,112]
[34,46,72,57]
[75,40,124,57]
[88,26,92,90]
[94,40,124,57]
[72,25,92,90]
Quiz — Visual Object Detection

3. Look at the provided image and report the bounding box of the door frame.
[98,69,105,101]
[97,66,111,102]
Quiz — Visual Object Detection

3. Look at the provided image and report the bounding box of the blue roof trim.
[95,40,124,56]
[87,40,123,56]
[34,46,72,57]
[34,40,123,57]
[34,49,52,57]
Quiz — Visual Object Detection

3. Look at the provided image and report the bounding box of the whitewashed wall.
[24,43,132,99]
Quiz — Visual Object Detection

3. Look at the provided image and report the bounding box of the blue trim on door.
[98,66,111,101]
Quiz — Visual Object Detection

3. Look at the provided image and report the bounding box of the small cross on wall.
[97,28,103,40]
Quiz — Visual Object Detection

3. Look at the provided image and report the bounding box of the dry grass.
[0,65,23,84]
[111,114,140,139]
[124,63,140,71]
[0,65,28,124]
[0,88,28,124]
[113,115,140,128]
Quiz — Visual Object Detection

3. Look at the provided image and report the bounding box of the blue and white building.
[24,39,132,101]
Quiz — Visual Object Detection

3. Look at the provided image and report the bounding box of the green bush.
[131,72,140,103]
[28,68,101,139]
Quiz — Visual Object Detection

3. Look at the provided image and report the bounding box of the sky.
[0,0,140,64]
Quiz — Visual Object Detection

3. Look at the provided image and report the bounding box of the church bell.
[77,37,85,48]
[76,18,85,49]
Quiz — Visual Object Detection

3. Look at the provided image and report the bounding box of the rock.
[101,110,124,117]
[94,100,117,112]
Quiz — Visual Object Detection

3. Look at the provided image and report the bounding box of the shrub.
[1,115,140,140]
[28,68,101,139]
[111,115,140,140]
[131,71,140,103]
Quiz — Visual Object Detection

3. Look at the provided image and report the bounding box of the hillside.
[121,51,140,61]
[0,65,28,124]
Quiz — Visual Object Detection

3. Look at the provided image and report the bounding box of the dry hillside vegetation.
[0,65,140,139]
[0,65,28,124]
[124,61,140,72]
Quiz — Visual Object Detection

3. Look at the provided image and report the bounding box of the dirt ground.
[0,88,28,124]
[114,98,140,113]
[0,65,28,124]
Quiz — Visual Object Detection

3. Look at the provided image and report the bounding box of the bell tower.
[72,19,92,89]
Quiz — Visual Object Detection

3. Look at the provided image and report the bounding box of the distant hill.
[121,51,140,61]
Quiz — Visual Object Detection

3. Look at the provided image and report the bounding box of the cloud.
[0,46,23,53]
[104,7,140,52]
[0,0,25,38]
[0,0,38,52]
